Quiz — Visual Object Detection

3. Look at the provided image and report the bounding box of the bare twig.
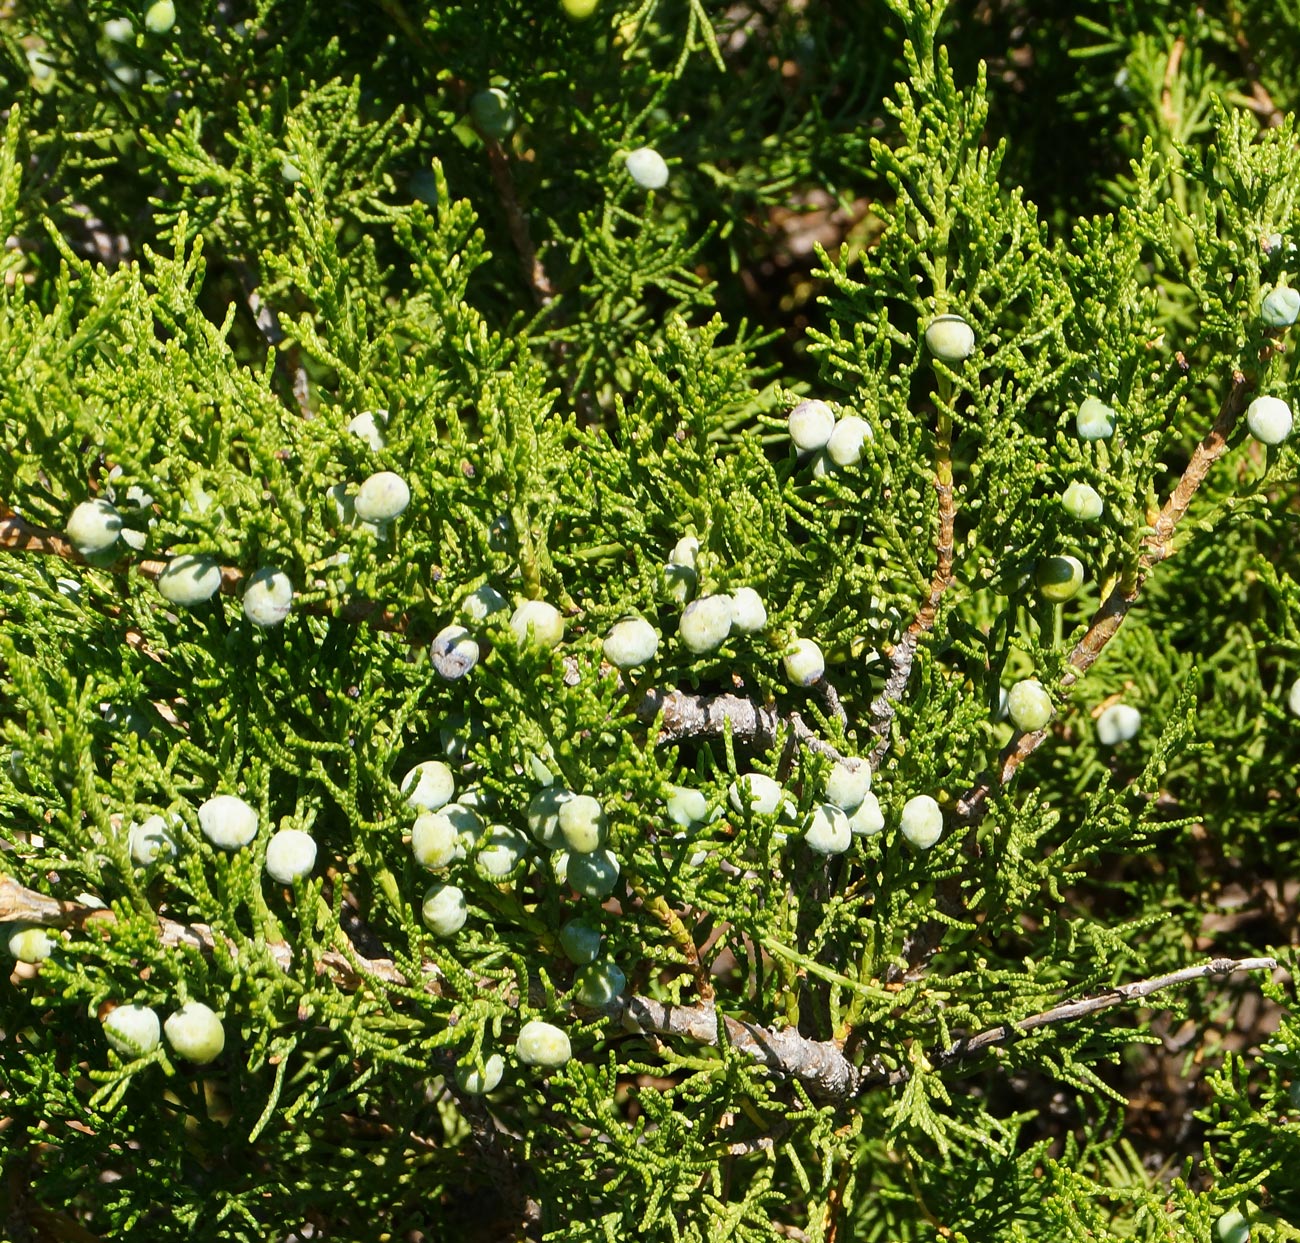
[956,369,1256,820]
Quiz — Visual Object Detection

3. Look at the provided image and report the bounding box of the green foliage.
[0,1,1298,1240]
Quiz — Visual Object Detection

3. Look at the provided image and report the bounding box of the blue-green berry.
[899,795,943,849]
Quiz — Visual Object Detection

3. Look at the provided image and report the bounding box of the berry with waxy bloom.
[804,804,852,855]
[164,1002,225,1064]
[1076,397,1115,440]
[1246,395,1293,446]
[900,795,943,849]
[157,554,222,606]
[787,400,835,452]
[401,761,455,812]
[412,811,462,870]
[826,415,872,467]
[825,760,871,812]
[848,792,885,836]
[679,595,733,654]
[66,499,123,557]
[1289,677,1300,718]
[264,829,317,883]
[559,918,602,964]
[347,409,387,450]
[103,1003,161,1057]
[603,616,659,669]
[567,849,620,899]
[430,625,479,681]
[728,773,791,818]
[510,599,565,649]
[728,587,767,634]
[470,88,516,139]
[924,314,975,362]
[516,1019,571,1067]
[456,1053,505,1095]
[354,471,410,523]
[1006,679,1053,733]
[574,960,626,1006]
[527,787,572,849]
[421,883,468,937]
[198,794,258,849]
[1060,481,1103,521]
[1260,286,1300,327]
[243,567,293,627]
[625,147,668,189]
[128,814,177,866]
[558,794,607,854]
[7,924,55,963]
[783,637,824,686]
[1096,703,1141,745]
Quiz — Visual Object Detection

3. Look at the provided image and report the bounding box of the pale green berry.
[242,567,293,627]
[825,760,871,812]
[804,804,851,855]
[728,587,767,634]
[626,147,668,190]
[899,795,943,849]
[456,1052,505,1095]
[663,561,698,604]
[574,959,626,1006]
[401,761,455,812]
[1260,286,1300,327]
[354,471,410,522]
[430,624,480,680]
[128,814,177,866]
[783,637,825,686]
[281,160,303,183]
[6,924,55,963]
[559,917,601,964]
[460,584,509,625]
[264,829,317,883]
[470,88,516,139]
[1215,1210,1249,1243]
[1246,395,1293,446]
[144,0,175,33]
[421,883,468,937]
[347,409,387,450]
[1036,555,1084,603]
[103,1003,161,1057]
[516,1019,571,1067]
[527,787,573,849]
[665,785,709,828]
[1076,396,1115,440]
[848,792,885,837]
[728,773,791,818]
[198,794,258,849]
[1096,703,1141,745]
[1060,481,1103,521]
[445,803,485,850]
[603,616,659,669]
[567,849,620,899]
[157,554,222,606]
[164,1002,225,1064]
[1289,677,1300,718]
[788,400,835,452]
[66,499,123,557]
[412,812,461,869]
[562,0,599,17]
[558,794,607,854]
[679,595,733,654]
[104,17,134,41]
[1006,679,1053,733]
[670,536,700,569]
[924,314,974,363]
[510,599,565,649]
[476,825,531,879]
[826,415,873,467]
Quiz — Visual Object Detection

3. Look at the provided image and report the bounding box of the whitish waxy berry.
[243,567,293,627]
[574,960,626,1007]
[401,761,455,812]
[422,883,468,937]
[1006,679,1053,733]
[527,787,573,849]
[559,918,602,964]
[670,535,700,569]
[103,1003,161,1057]
[825,760,871,813]
[66,499,123,556]
[804,804,852,855]
[510,599,565,649]
[625,147,669,190]
[848,792,885,837]
[430,625,480,681]
[567,849,620,899]
[558,794,608,854]
[164,1002,225,1064]
[104,17,134,40]
[663,561,697,604]
[728,773,792,819]
[6,924,55,963]
[1246,395,1293,446]
[412,812,461,869]
[899,795,943,849]
[603,616,659,669]
[198,794,258,849]
[281,160,303,183]
[129,814,177,866]
[157,555,222,606]
[783,637,825,686]
[460,583,509,625]
[788,400,836,452]
[265,829,317,883]
[826,415,872,467]
[924,314,975,363]
[347,409,387,450]
[679,594,733,654]
[1215,1210,1250,1243]
[1076,397,1116,440]
[354,471,410,523]
[1096,703,1142,746]
[1261,286,1300,327]
[1060,481,1104,522]
[729,587,768,634]
[665,785,709,828]
[144,0,175,33]
[471,88,516,139]
[1036,555,1084,603]
[456,1053,505,1095]
[1289,677,1300,718]
[476,825,530,879]
[516,1019,571,1067]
